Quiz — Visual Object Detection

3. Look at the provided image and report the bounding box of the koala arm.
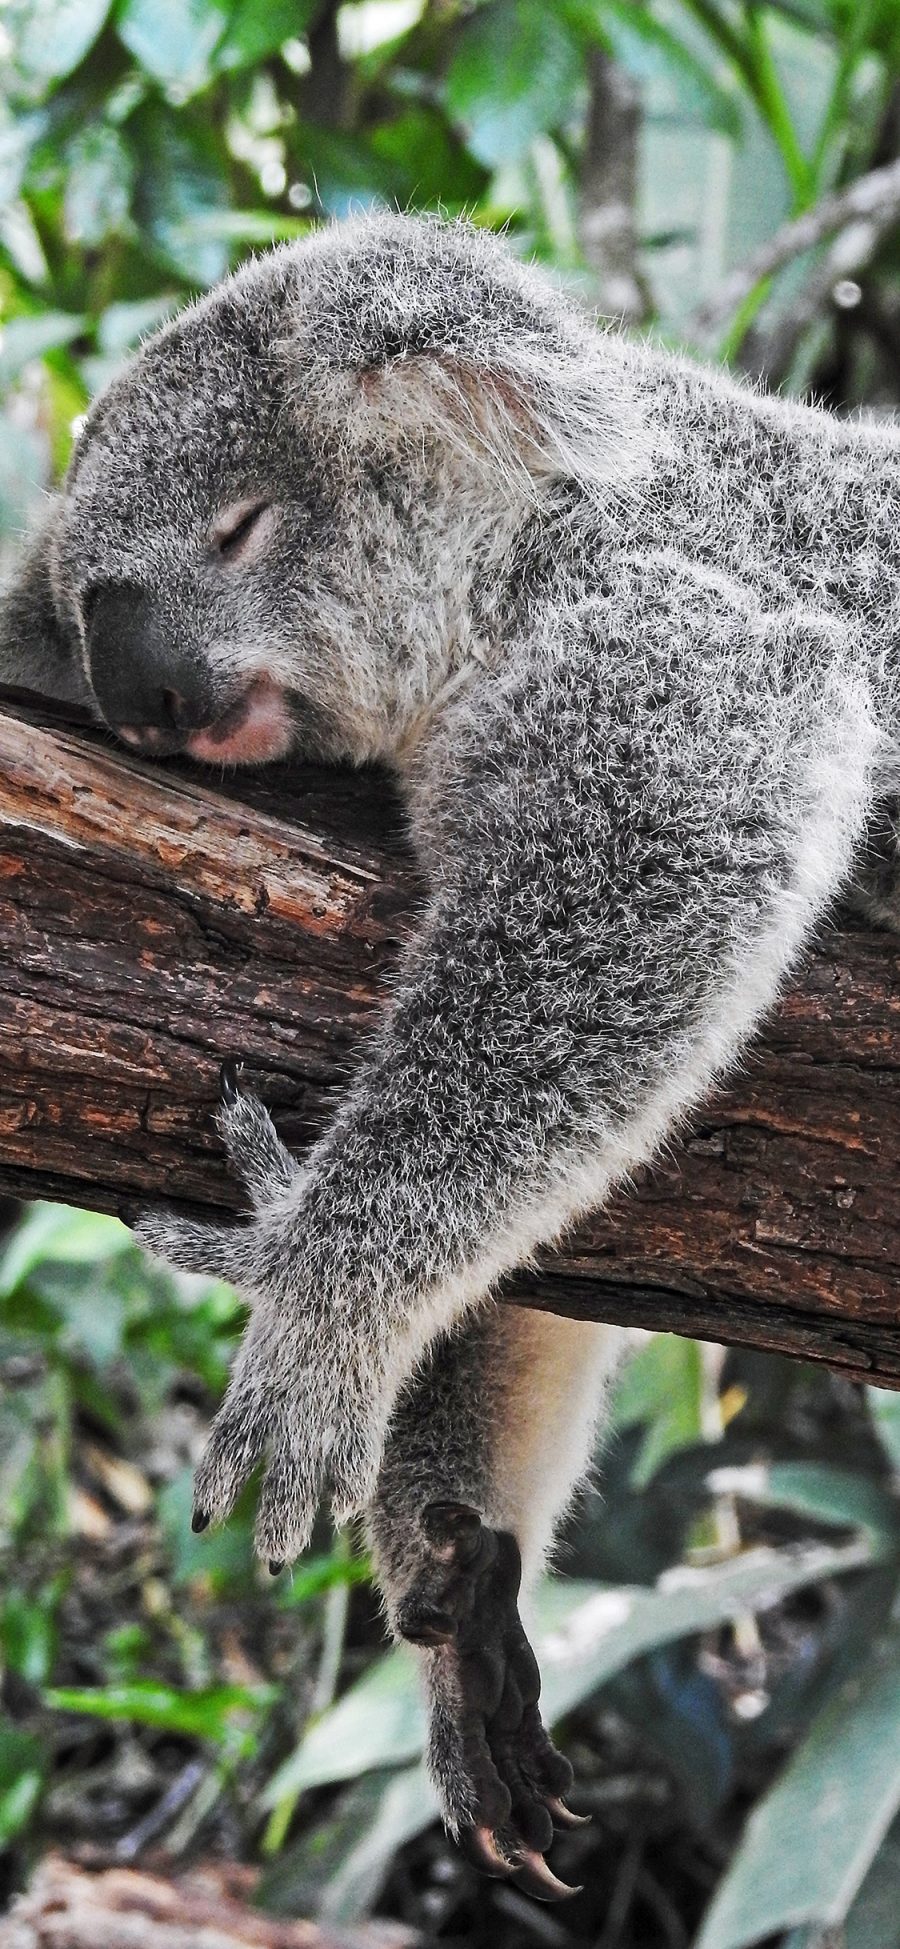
[136,562,875,1885]
[368,1306,619,1889]
[137,563,876,1560]
[0,503,91,705]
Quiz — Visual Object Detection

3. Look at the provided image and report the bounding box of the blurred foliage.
[4,0,900,1942]
[2,1206,900,1944]
[3,0,900,544]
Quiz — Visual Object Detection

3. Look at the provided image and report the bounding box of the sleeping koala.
[2,211,897,1898]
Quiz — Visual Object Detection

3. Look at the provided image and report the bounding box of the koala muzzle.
[86,581,216,750]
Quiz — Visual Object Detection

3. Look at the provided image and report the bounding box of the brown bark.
[0,1855,415,1948]
[1,694,898,1387]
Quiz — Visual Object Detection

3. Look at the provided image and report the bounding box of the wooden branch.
[690,155,900,352]
[2,1854,416,1948]
[578,48,647,327]
[1,694,898,1387]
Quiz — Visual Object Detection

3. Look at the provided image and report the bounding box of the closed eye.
[212,498,272,560]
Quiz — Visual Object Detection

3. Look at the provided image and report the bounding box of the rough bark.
[1,693,898,1387]
[0,1855,415,1949]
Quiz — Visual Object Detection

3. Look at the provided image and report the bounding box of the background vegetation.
[3,2,900,1944]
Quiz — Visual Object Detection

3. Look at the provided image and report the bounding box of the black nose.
[86,582,215,741]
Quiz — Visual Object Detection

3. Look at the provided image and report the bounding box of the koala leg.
[369,1307,622,1898]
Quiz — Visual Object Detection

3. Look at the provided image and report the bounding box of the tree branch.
[1,692,899,1386]
[690,156,900,354]
[578,48,648,325]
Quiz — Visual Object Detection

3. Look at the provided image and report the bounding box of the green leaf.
[276,1550,372,1605]
[2,1583,62,1684]
[97,295,178,358]
[537,1541,879,1727]
[445,0,583,166]
[0,1206,129,1295]
[707,1461,900,1550]
[118,0,228,97]
[868,1387,900,1474]
[0,313,86,389]
[44,1678,274,1741]
[130,104,232,283]
[261,1764,439,1925]
[695,1628,900,1948]
[842,1815,900,1949]
[565,0,742,136]
[370,106,486,209]
[217,0,319,70]
[319,1762,439,1923]
[8,0,113,88]
[0,1396,41,1541]
[263,1540,873,1803]
[157,1467,258,1591]
[63,124,134,246]
[0,1728,44,1843]
[262,1644,427,1800]
[613,1333,706,1484]
[163,209,308,246]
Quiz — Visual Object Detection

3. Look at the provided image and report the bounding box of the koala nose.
[86,581,215,742]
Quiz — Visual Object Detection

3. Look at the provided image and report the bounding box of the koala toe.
[215,1068,299,1208]
[136,1210,246,1283]
[399,1508,582,1901]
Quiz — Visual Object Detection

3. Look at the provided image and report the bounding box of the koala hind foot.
[397,1501,587,1902]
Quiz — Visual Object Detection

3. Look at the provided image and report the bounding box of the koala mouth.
[186,674,294,766]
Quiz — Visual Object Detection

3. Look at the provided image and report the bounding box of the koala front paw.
[398,1503,587,1902]
[135,1068,387,1564]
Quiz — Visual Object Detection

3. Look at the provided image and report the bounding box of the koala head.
[43,214,644,770]
[53,255,335,765]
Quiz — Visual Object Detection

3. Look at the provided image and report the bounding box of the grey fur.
[4,211,899,1866]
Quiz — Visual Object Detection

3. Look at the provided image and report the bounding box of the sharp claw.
[191,1509,210,1534]
[219,1058,244,1106]
[545,1795,591,1830]
[460,1826,514,1879]
[511,1850,581,1903]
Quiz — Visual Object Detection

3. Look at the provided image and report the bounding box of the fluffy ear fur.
[283,212,652,501]
[0,500,90,705]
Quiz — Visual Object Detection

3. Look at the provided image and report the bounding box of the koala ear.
[0,499,91,707]
[286,214,650,502]
[345,338,650,502]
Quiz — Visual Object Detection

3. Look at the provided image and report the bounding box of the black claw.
[219,1058,244,1106]
[118,1201,145,1231]
[191,1509,210,1534]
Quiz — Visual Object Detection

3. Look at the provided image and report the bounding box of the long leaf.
[868,1386,900,1475]
[263,1539,874,1805]
[707,1461,900,1549]
[44,1679,274,1741]
[695,1627,900,1948]
[564,0,742,137]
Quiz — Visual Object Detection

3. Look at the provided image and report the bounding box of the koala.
[2,211,898,1898]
